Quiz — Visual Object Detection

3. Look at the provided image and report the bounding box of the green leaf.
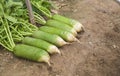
[0,4,3,16]
[5,15,17,23]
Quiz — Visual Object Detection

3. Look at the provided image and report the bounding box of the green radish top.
[52,14,75,26]
[32,30,66,46]
[52,14,83,32]
[22,37,52,50]
[14,44,50,63]
[22,37,60,54]
[45,19,77,36]
[45,19,73,29]
[39,26,76,42]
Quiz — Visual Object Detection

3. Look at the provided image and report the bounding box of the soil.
[0,0,120,76]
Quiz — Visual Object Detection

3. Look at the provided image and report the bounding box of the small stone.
[56,75,60,76]
[88,41,93,45]
[0,54,2,56]
[73,9,77,12]
[51,9,58,14]
[113,45,117,48]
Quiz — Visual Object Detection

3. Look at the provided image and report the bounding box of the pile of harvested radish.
[0,0,84,65]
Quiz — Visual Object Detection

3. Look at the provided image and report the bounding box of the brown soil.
[0,0,120,76]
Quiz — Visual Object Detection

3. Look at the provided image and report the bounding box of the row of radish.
[13,14,84,65]
[0,0,84,65]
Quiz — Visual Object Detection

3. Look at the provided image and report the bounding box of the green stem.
[0,42,13,52]
[10,26,24,38]
[0,6,15,50]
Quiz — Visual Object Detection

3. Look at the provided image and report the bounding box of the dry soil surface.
[0,0,120,76]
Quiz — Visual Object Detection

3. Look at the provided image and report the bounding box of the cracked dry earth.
[0,0,120,76]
